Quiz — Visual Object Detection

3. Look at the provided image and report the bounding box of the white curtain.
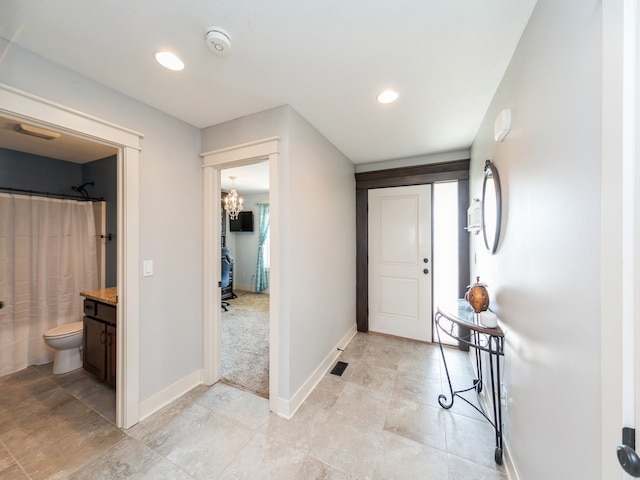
[0,193,98,376]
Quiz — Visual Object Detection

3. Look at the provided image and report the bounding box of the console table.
[434,300,505,464]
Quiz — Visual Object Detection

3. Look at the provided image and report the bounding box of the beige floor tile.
[338,334,370,363]
[188,382,270,431]
[340,360,397,396]
[0,333,506,479]
[2,400,97,460]
[305,374,346,410]
[448,453,509,480]
[391,370,443,409]
[294,456,358,480]
[384,396,448,451]
[220,432,306,480]
[20,414,126,479]
[165,412,255,479]
[310,414,382,479]
[0,462,29,479]
[329,382,390,432]
[444,411,506,473]
[0,444,16,472]
[127,397,214,456]
[396,351,442,381]
[260,401,330,451]
[69,436,193,479]
[372,430,449,480]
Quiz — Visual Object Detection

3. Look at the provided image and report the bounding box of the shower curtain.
[0,193,98,377]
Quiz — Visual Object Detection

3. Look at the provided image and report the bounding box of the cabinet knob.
[423,268,430,274]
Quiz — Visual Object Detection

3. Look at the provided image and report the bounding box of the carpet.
[221,291,269,398]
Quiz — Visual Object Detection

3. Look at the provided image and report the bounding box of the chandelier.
[224,176,244,220]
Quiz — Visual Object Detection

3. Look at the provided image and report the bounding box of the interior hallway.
[0,333,506,479]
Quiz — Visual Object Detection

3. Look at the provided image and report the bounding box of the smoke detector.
[206,27,232,56]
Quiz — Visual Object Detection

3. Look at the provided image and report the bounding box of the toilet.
[43,321,84,374]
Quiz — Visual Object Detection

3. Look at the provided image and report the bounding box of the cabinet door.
[83,317,106,381]
[106,324,116,389]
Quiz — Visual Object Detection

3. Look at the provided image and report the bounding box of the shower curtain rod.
[0,186,104,202]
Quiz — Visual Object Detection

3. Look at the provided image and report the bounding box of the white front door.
[368,185,432,342]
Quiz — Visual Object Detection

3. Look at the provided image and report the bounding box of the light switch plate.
[143,260,154,277]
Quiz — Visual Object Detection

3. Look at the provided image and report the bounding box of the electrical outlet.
[501,383,508,411]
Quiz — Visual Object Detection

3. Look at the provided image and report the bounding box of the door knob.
[423,269,429,274]
[423,258,429,263]
[618,445,640,477]
[618,427,640,477]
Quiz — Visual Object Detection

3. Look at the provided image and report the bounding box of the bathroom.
[0,123,118,421]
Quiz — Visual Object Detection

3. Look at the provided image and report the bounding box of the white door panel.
[368,185,432,342]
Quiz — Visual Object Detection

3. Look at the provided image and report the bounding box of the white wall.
[202,105,356,401]
[0,40,204,404]
[469,1,602,479]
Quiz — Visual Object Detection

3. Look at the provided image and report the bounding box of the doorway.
[201,136,280,416]
[0,84,141,428]
[219,162,270,398]
[355,160,470,338]
[368,185,433,341]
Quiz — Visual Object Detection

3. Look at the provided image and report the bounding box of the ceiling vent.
[206,27,232,56]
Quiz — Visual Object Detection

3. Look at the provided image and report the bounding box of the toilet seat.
[43,321,83,339]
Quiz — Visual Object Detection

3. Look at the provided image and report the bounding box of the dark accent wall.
[82,156,117,287]
[0,147,83,193]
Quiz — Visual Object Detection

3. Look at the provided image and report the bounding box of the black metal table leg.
[434,303,505,466]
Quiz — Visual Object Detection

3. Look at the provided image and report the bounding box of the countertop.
[80,286,117,306]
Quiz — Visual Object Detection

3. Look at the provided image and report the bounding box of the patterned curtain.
[255,203,270,292]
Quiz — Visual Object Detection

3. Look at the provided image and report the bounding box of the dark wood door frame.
[355,159,470,334]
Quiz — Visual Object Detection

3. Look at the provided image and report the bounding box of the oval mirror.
[482,160,502,254]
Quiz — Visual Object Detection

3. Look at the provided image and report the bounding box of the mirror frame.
[482,159,502,254]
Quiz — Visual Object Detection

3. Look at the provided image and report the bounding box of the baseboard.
[504,441,520,480]
[138,369,203,421]
[274,323,357,419]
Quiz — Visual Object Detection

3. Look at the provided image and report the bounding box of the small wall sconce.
[494,109,511,142]
[465,198,482,234]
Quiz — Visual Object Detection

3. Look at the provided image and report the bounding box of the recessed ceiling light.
[154,51,185,71]
[377,89,399,104]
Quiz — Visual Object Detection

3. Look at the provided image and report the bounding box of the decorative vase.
[465,276,490,313]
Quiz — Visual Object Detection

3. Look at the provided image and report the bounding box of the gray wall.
[0,38,204,403]
[469,1,601,478]
[202,105,356,401]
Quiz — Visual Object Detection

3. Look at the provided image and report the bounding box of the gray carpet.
[221,291,269,398]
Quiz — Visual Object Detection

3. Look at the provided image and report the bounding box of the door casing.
[355,159,470,337]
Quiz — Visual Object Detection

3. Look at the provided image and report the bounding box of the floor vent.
[330,361,348,376]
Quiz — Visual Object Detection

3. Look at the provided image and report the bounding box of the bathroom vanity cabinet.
[81,288,117,388]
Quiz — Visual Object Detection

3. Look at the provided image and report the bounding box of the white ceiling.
[0,0,536,171]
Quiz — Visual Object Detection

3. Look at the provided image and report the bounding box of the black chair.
[221,247,236,311]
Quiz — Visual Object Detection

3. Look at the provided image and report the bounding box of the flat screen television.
[229,211,254,232]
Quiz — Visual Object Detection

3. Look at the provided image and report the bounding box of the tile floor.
[0,332,507,479]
